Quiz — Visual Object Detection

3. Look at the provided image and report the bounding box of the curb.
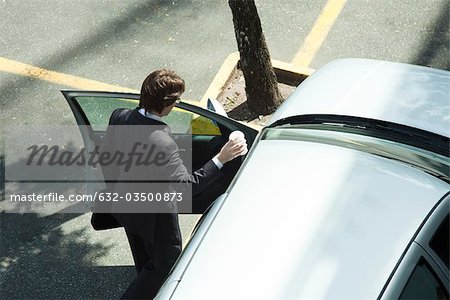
[200,51,315,107]
[200,52,240,107]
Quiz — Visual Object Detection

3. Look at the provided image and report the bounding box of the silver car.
[153,59,449,299]
[64,59,449,299]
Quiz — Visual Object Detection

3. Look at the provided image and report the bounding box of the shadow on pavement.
[412,1,449,70]
[0,0,190,110]
[0,212,134,299]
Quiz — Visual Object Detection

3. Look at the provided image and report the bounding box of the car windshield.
[268,114,449,157]
[262,127,450,183]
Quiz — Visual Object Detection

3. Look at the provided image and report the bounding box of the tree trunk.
[229,0,282,115]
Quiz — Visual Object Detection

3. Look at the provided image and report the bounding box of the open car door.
[61,90,258,213]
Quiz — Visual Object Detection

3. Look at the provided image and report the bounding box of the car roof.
[269,59,450,138]
[169,137,449,299]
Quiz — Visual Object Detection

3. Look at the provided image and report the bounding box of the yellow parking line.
[292,0,347,67]
[0,57,138,93]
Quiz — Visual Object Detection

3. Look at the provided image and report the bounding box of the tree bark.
[229,0,282,115]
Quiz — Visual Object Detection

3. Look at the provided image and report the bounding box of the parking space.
[1,0,448,298]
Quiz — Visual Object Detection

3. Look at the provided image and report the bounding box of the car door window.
[73,96,221,135]
[163,110,221,136]
[75,96,136,130]
[399,257,448,299]
[429,214,449,270]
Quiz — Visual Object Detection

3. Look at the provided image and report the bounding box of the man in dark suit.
[96,69,246,299]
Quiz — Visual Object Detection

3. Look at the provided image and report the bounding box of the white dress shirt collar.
[138,108,163,122]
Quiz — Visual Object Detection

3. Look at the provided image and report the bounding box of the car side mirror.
[207,98,228,117]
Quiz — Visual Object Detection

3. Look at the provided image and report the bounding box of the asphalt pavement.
[0,0,448,299]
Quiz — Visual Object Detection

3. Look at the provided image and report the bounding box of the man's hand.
[215,139,247,164]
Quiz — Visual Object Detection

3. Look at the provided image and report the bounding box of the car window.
[429,214,449,269]
[75,96,135,130]
[73,96,220,135]
[399,257,448,300]
[162,110,221,136]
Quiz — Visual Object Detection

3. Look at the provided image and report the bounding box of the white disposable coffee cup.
[229,131,248,155]
[229,130,245,142]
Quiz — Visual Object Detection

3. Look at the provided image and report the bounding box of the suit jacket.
[91,108,221,244]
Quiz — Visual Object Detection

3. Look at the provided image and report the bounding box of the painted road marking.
[0,57,205,104]
[0,0,345,98]
[292,0,347,67]
[0,57,137,93]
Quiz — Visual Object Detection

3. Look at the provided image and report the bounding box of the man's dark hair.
[139,69,185,114]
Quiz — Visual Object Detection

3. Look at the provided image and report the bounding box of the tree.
[229,0,282,115]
